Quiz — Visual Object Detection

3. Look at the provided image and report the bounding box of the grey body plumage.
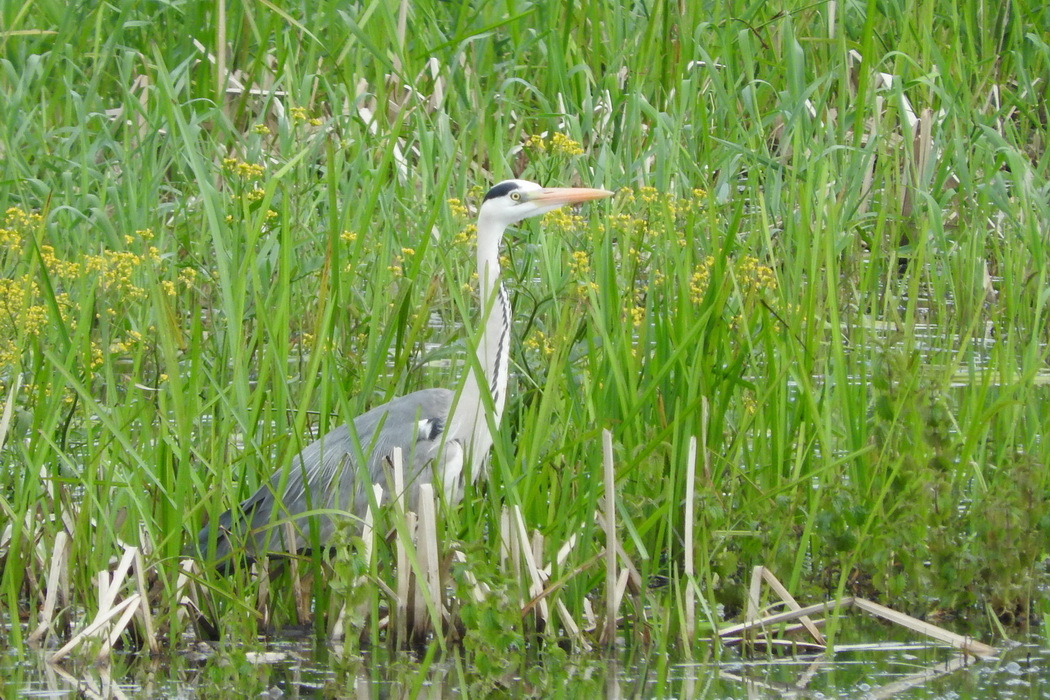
[199,388,458,561]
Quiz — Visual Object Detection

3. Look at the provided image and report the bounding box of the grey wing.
[211,388,459,558]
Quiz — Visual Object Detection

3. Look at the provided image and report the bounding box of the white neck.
[450,210,511,481]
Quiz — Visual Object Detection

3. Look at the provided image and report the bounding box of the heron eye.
[510,192,521,202]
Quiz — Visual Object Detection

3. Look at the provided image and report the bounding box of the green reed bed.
[1,0,1048,675]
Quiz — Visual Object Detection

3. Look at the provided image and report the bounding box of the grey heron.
[198,179,613,565]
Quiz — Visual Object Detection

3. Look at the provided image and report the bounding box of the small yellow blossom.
[524,330,554,358]
[638,186,659,203]
[690,256,715,304]
[550,132,584,156]
[340,230,358,243]
[447,198,469,219]
[629,305,645,327]
[290,107,309,123]
[252,124,271,135]
[161,280,177,297]
[569,250,590,276]
[401,247,416,257]
[524,134,547,151]
[222,157,265,179]
[453,224,476,245]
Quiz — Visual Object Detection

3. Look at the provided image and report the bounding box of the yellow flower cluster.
[628,304,645,328]
[0,208,194,374]
[0,207,43,251]
[222,157,265,179]
[690,256,715,303]
[453,223,476,246]
[83,250,152,302]
[524,330,554,358]
[0,278,47,367]
[289,107,323,126]
[550,133,584,156]
[735,256,777,294]
[542,208,585,232]
[569,250,591,276]
[523,132,584,156]
[446,198,469,219]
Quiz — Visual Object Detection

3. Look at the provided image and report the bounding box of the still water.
[4,631,1048,698]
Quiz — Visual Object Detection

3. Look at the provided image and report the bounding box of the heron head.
[478,179,613,228]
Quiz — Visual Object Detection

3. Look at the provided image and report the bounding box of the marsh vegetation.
[1,0,1048,694]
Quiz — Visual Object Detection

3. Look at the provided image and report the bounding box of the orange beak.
[526,187,615,206]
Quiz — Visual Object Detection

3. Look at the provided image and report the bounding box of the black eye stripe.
[483,181,520,202]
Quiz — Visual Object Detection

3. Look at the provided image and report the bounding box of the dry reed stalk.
[257,556,271,627]
[512,505,549,626]
[132,546,158,653]
[0,373,20,454]
[49,593,141,663]
[745,566,825,645]
[852,598,995,658]
[600,429,618,647]
[413,483,442,639]
[29,531,68,647]
[684,435,697,644]
[284,521,308,624]
[392,447,410,644]
[720,597,857,639]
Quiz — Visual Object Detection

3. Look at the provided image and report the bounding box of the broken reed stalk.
[49,545,151,664]
[745,565,825,645]
[29,531,68,647]
[601,428,618,647]
[512,505,549,627]
[132,547,158,654]
[393,447,409,645]
[684,434,697,646]
[284,520,308,624]
[0,374,20,454]
[413,482,441,639]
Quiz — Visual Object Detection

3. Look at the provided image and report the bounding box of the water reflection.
[5,635,1048,698]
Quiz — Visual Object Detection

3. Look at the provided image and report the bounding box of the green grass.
[1,0,1048,673]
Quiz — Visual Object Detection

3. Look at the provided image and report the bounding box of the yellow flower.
[453,224,476,245]
[550,132,584,156]
[341,230,358,243]
[569,250,591,276]
[252,124,271,135]
[524,134,547,151]
[446,198,469,219]
[223,157,265,179]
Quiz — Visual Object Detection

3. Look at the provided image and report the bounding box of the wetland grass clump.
[0,0,1048,678]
